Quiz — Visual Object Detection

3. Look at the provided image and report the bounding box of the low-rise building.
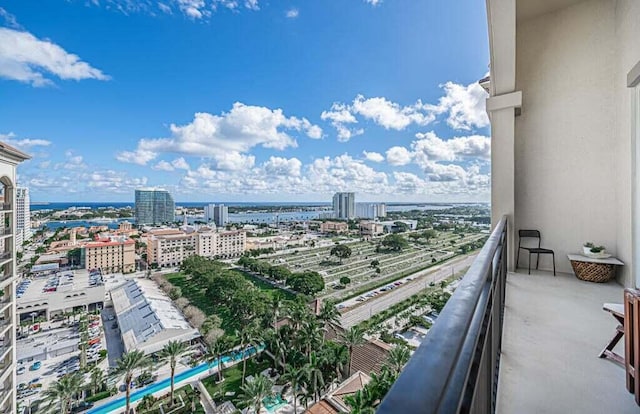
[147,227,246,267]
[359,221,385,236]
[320,221,349,234]
[82,237,136,273]
[110,279,200,355]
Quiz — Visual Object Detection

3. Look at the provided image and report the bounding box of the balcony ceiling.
[517,0,586,21]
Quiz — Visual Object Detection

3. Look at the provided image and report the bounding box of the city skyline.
[0,1,491,203]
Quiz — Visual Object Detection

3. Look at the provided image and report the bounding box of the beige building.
[147,227,246,267]
[0,142,30,413]
[320,221,349,234]
[359,221,384,236]
[82,238,136,273]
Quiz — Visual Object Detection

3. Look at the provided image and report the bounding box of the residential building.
[15,187,31,249]
[147,227,246,267]
[380,1,640,413]
[195,227,246,259]
[378,219,418,232]
[355,202,387,219]
[135,188,175,225]
[359,221,384,236]
[333,192,355,219]
[320,221,349,234]
[204,203,228,227]
[0,141,30,413]
[110,279,200,355]
[82,237,136,273]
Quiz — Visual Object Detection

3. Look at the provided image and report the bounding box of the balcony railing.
[0,253,9,263]
[0,229,10,237]
[0,205,9,212]
[378,216,507,414]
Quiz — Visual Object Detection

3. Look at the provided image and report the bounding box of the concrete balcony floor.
[496,269,638,413]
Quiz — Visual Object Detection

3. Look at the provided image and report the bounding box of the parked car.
[30,361,41,371]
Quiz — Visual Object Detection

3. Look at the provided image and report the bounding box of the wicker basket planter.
[570,260,616,283]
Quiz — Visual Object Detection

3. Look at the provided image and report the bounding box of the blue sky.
[0,0,490,203]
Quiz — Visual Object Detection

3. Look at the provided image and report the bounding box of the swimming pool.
[88,345,262,414]
[263,394,288,413]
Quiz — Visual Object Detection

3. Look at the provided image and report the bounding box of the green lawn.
[202,357,273,407]
[236,270,296,300]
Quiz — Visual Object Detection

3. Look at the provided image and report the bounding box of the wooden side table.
[567,254,624,283]
[600,303,625,366]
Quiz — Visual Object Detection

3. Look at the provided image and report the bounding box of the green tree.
[112,350,151,414]
[303,352,326,403]
[89,367,105,395]
[339,276,351,285]
[318,299,341,329]
[43,373,82,414]
[159,340,188,406]
[168,286,182,300]
[381,234,409,252]
[340,326,365,375]
[386,345,411,376]
[206,336,233,382]
[330,244,352,264]
[287,271,325,295]
[344,388,376,414]
[370,259,380,268]
[281,366,305,414]
[239,375,272,414]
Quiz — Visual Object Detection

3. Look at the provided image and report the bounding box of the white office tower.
[333,192,356,219]
[204,204,229,227]
[15,188,31,250]
[356,202,387,219]
[0,141,30,413]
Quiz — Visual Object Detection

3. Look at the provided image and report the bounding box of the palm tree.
[344,388,376,414]
[340,327,365,376]
[89,367,104,395]
[201,314,222,336]
[267,330,287,375]
[270,294,285,329]
[298,320,323,358]
[206,335,232,382]
[318,299,342,330]
[386,345,410,376]
[159,340,187,406]
[281,366,305,414]
[328,344,349,382]
[43,372,83,414]
[112,350,151,414]
[239,322,262,387]
[303,352,325,403]
[239,375,272,413]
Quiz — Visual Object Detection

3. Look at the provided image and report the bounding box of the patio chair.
[516,229,556,276]
[625,288,640,406]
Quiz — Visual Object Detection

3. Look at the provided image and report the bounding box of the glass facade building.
[135,189,175,225]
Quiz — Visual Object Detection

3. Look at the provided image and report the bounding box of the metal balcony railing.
[378,216,508,414]
[0,253,10,263]
[0,205,9,212]
[0,229,10,237]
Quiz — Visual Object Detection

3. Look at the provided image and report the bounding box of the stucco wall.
[514,0,618,275]
[614,0,640,287]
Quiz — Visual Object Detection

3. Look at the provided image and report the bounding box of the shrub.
[86,390,111,403]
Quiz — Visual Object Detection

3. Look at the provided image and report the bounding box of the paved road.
[338,254,477,329]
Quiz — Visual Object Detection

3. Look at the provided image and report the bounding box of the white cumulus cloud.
[435,81,489,130]
[286,8,299,18]
[117,102,322,165]
[0,27,109,87]
[363,151,384,162]
[386,146,413,166]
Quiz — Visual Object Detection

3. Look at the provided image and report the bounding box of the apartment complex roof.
[111,278,200,355]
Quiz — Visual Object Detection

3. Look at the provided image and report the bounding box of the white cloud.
[363,151,384,162]
[0,7,21,29]
[364,0,383,5]
[214,152,255,171]
[285,8,299,18]
[412,131,490,162]
[386,146,412,166]
[351,95,436,130]
[321,102,363,142]
[0,27,109,87]
[171,157,190,170]
[117,102,321,165]
[0,132,51,149]
[152,160,175,171]
[86,170,148,193]
[435,81,489,130]
[57,151,87,170]
[262,156,302,177]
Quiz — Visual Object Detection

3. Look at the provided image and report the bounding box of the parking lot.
[102,306,125,367]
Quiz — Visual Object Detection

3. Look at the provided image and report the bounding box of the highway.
[338,253,477,329]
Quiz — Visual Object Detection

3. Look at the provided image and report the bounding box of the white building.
[111,279,200,355]
[333,192,355,219]
[204,203,228,227]
[356,202,387,219]
[0,141,30,413]
[15,187,31,250]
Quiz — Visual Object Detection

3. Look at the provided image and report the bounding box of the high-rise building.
[356,202,387,219]
[204,204,229,227]
[333,192,356,219]
[0,141,30,413]
[135,189,175,225]
[15,187,31,249]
